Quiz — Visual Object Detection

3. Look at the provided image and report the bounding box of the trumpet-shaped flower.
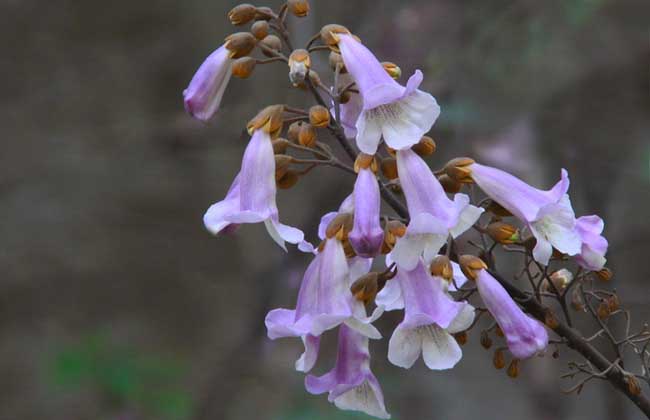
[183,45,233,122]
[475,269,548,359]
[349,168,384,257]
[337,35,440,154]
[203,129,304,250]
[469,163,581,265]
[385,260,474,370]
[575,215,608,271]
[306,324,390,419]
[391,149,483,270]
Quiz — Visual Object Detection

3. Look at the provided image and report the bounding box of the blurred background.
[1,0,649,419]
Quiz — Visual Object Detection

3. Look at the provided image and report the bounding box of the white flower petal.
[421,326,462,370]
[447,304,475,334]
[356,110,383,154]
[388,327,422,369]
[334,381,391,420]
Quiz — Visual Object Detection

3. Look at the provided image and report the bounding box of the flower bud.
[325,213,353,240]
[329,51,346,72]
[288,49,311,85]
[486,222,520,245]
[597,301,611,320]
[228,4,257,25]
[254,7,274,21]
[430,255,453,282]
[493,349,506,369]
[272,138,290,154]
[380,157,398,180]
[480,331,493,349]
[342,238,357,258]
[542,268,573,292]
[459,255,487,281]
[626,375,642,396]
[298,123,317,147]
[232,57,257,78]
[350,272,379,304]
[486,200,513,217]
[444,157,475,184]
[494,326,504,337]
[607,295,620,312]
[320,24,351,48]
[224,32,257,59]
[309,105,330,128]
[571,288,585,311]
[260,35,282,57]
[251,21,269,40]
[247,105,285,136]
[274,154,293,181]
[288,0,310,17]
[381,220,406,253]
[544,310,559,330]
[381,62,401,79]
[454,332,468,345]
[339,90,352,104]
[438,174,462,194]
[411,136,436,156]
[287,121,303,143]
[277,170,300,189]
[596,267,613,282]
[354,153,378,173]
[507,359,520,378]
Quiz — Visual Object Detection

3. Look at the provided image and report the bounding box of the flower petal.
[387,327,422,369]
[421,326,462,370]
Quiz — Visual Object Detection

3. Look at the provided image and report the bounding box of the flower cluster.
[183,2,611,418]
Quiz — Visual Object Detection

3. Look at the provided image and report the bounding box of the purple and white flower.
[475,269,548,359]
[203,129,304,250]
[349,167,384,258]
[391,149,483,270]
[183,45,233,122]
[336,35,440,155]
[470,163,581,265]
[306,324,390,419]
[575,215,608,271]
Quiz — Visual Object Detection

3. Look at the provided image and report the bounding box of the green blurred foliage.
[49,333,192,419]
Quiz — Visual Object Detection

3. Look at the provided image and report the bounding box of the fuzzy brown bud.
[494,326,504,338]
[596,267,613,282]
[459,255,487,282]
[380,157,398,180]
[350,272,379,304]
[272,138,290,154]
[438,174,462,194]
[232,57,257,78]
[607,295,620,312]
[542,268,573,292]
[247,105,284,136]
[298,123,317,147]
[325,213,353,240]
[486,222,520,245]
[571,288,585,311]
[354,153,378,173]
[480,331,493,349]
[597,301,611,320]
[253,7,274,21]
[224,32,257,59]
[309,105,330,128]
[444,157,475,184]
[288,49,311,85]
[430,255,453,282]
[260,35,282,57]
[507,359,520,378]
[251,21,269,40]
[277,170,299,189]
[320,24,351,48]
[287,121,303,143]
[228,4,257,25]
[288,0,310,17]
[329,52,346,72]
[381,220,406,254]
[544,310,559,330]
[412,136,436,156]
[626,375,642,396]
[493,349,506,370]
[381,62,401,79]
[274,155,293,181]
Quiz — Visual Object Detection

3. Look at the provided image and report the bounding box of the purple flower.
[470,163,581,265]
[183,45,233,122]
[382,260,474,370]
[349,168,384,257]
[337,35,440,154]
[335,73,363,139]
[305,324,390,419]
[575,215,608,271]
[475,269,548,359]
[203,129,304,250]
[391,149,483,270]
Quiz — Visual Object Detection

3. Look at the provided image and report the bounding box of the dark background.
[1,0,649,419]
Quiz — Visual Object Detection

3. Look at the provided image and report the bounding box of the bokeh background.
[2,0,649,419]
